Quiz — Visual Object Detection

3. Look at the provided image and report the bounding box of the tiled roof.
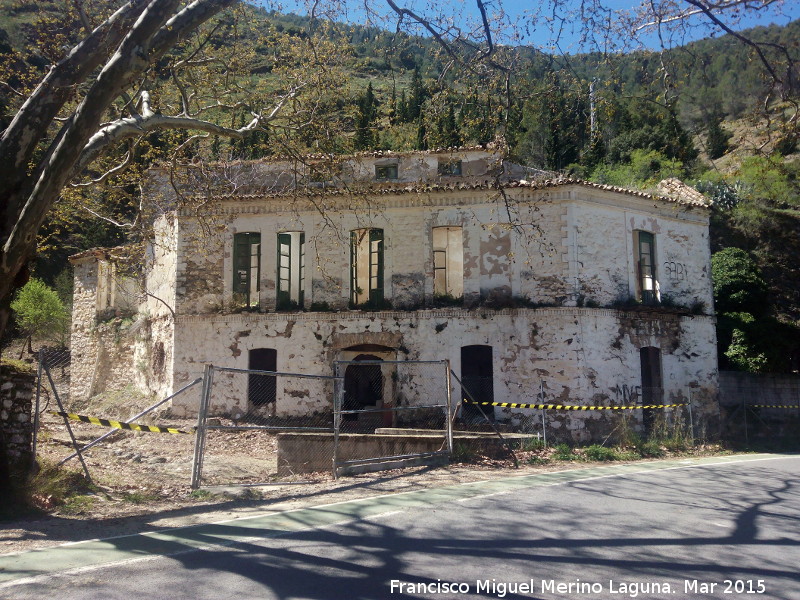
[206,176,711,208]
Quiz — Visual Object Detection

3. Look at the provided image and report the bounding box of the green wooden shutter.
[350,230,358,306]
[298,232,305,307]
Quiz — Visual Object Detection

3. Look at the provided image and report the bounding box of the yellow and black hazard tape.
[51,411,193,434]
[749,404,800,409]
[463,400,687,411]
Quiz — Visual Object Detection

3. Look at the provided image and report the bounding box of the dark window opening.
[438,159,462,176]
[375,164,398,180]
[640,346,663,436]
[461,345,494,422]
[249,348,277,407]
[343,354,384,421]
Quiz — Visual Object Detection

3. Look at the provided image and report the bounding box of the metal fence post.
[30,350,44,472]
[191,364,213,489]
[540,381,547,447]
[445,359,453,455]
[44,361,92,482]
[332,365,341,480]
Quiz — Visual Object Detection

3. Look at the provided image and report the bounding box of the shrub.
[553,443,577,461]
[10,278,70,349]
[583,444,620,461]
[637,440,665,458]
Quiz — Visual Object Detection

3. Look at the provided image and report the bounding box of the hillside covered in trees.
[1,1,798,372]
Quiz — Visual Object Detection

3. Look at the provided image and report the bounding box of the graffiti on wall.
[611,384,641,403]
[663,261,688,282]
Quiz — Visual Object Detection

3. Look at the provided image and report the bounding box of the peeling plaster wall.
[166,308,718,442]
[169,185,711,317]
[568,191,713,307]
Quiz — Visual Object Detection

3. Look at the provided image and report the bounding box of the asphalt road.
[1,454,798,600]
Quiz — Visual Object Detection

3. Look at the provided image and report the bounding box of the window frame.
[233,231,261,309]
[635,230,658,304]
[276,231,305,310]
[350,228,384,307]
[375,164,398,181]
[432,226,464,299]
[437,159,463,176]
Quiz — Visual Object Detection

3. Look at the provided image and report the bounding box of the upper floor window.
[233,232,261,308]
[277,232,305,310]
[437,159,462,176]
[351,228,384,307]
[432,226,463,298]
[375,164,398,181]
[634,230,658,304]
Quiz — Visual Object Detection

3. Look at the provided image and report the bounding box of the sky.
[253,0,800,53]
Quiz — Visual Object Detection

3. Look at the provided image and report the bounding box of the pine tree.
[354,82,379,150]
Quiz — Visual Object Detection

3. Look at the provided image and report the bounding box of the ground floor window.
[249,348,277,407]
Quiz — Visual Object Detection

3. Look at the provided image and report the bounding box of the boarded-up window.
[432,226,464,298]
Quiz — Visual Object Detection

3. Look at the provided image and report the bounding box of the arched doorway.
[340,343,395,428]
[343,354,384,414]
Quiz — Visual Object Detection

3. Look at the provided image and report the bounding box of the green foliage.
[711,248,768,314]
[705,110,731,159]
[592,149,684,188]
[738,155,798,206]
[10,278,69,346]
[354,82,379,150]
[637,440,665,458]
[717,312,800,373]
[553,443,578,461]
[583,445,637,461]
[451,441,477,463]
[518,437,546,451]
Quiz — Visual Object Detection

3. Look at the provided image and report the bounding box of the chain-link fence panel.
[454,379,693,449]
[192,366,340,488]
[332,360,453,476]
[719,381,800,443]
[33,349,202,488]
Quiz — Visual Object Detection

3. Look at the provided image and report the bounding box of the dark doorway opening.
[343,354,383,419]
[461,345,494,422]
[249,348,277,407]
[640,346,663,436]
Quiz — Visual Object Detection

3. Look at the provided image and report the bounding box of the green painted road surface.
[0,453,786,586]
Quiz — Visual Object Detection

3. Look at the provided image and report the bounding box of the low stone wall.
[0,362,36,481]
[277,430,537,476]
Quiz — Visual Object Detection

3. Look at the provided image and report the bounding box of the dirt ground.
[1,407,560,556]
[2,355,727,558]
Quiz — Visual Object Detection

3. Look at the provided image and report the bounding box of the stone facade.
[0,362,35,478]
[70,148,719,441]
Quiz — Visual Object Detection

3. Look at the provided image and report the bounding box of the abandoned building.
[69,146,719,440]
